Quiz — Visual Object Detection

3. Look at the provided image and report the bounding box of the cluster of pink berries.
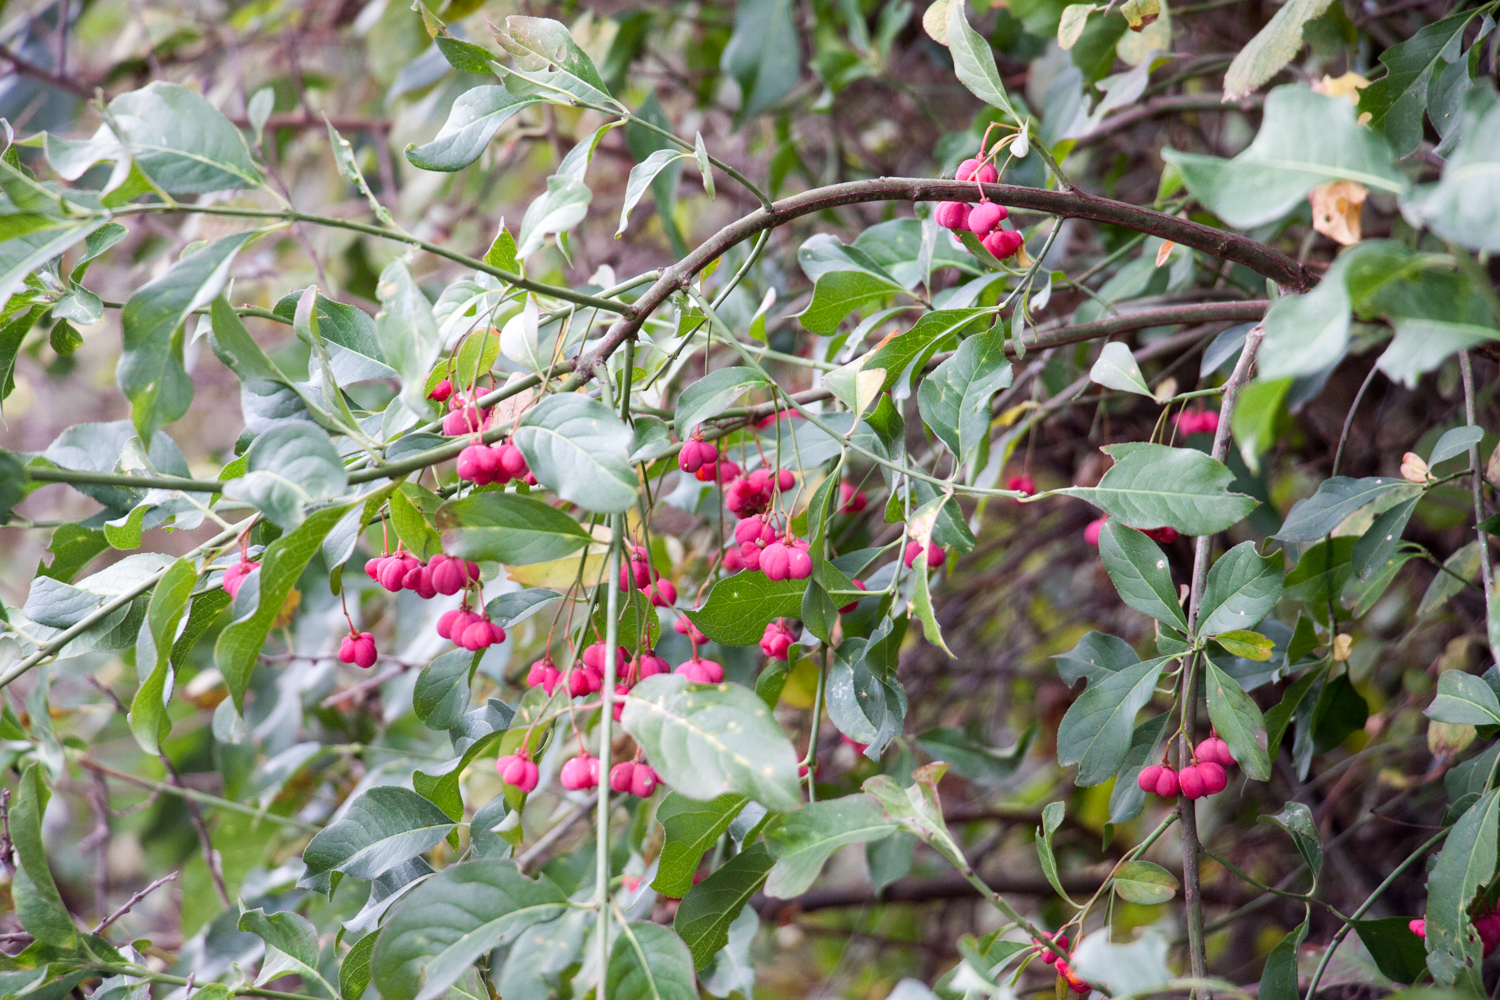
[726,467,796,517]
[432,382,491,437]
[678,437,739,484]
[337,630,378,668]
[222,559,260,599]
[1409,914,1500,953]
[1137,737,1236,800]
[560,753,601,791]
[722,514,813,581]
[456,438,536,486]
[675,655,725,684]
[1174,410,1220,436]
[367,552,481,598]
[1032,934,1089,994]
[1084,517,1178,547]
[903,541,946,570]
[495,749,539,793]
[760,619,795,660]
[936,160,1024,260]
[436,607,507,651]
[620,544,676,608]
[609,760,660,797]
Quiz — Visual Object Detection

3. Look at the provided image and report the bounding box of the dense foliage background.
[1,0,1499,998]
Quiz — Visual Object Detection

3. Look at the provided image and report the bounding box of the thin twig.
[515,794,597,870]
[92,872,178,935]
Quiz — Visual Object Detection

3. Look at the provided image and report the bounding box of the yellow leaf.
[1120,0,1161,29]
[1314,71,1370,105]
[1308,180,1366,246]
[922,0,953,44]
[1332,633,1353,661]
[1155,240,1176,267]
[996,400,1038,427]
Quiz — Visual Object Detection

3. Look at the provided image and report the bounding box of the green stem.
[94,966,324,1000]
[596,514,623,1000]
[75,755,320,831]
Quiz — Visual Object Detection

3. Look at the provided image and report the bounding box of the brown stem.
[1461,352,1494,597]
[92,872,177,936]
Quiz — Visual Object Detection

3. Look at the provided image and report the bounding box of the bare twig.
[92,872,178,935]
[516,794,597,871]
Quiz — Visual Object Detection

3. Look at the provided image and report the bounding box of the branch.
[74,756,321,832]
[230,114,391,132]
[92,871,177,935]
[0,45,91,99]
[1074,94,1263,149]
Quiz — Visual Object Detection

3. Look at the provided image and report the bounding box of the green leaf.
[1426,670,1500,726]
[495,909,588,1000]
[1418,539,1481,620]
[674,843,775,969]
[103,504,147,550]
[917,326,1012,469]
[1035,800,1074,903]
[1259,919,1308,1000]
[1425,788,1499,990]
[1098,519,1188,631]
[514,393,637,513]
[1401,87,1500,252]
[621,674,803,812]
[608,921,698,1000]
[865,309,987,393]
[118,230,256,439]
[1089,341,1153,396]
[406,85,542,171]
[1354,495,1420,580]
[674,366,771,437]
[763,794,896,898]
[1204,658,1272,780]
[1057,656,1168,786]
[1430,425,1483,466]
[1358,10,1480,157]
[1258,801,1322,875]
[1378,317,1500,388]
[1055,630,1140,685]
[415,700,515,822]
[946,0,1018,118]
[214,501,356,710]
[1258,260,1354,381]
[438,491,592,565]
[910,535,953,657]
[301,786,457,897]
[684,573,807,646]
[388,489,443,561]
[1283,536,1356,604]
[619,149,687,236]
[223,424,348,531]
[108,82,262,193]
[723,0,801,124]
[10,765,76,948]
[1213,629,1275,661]
[1199,541,1284,635]
[485,220,519,273]
[128,557,198,755]
[1108,713,1169,825]
[516,175,592,259]
[412,648,478,731]
[1221,0,1334,100]
[1350,918,1428,986]
[1112,860,1179,904]
[239,907,326,988]
[341,933,379,1000]
[1274,477,1415,542]
[1054,443,1258,535]
[1163,85,1407,230]
[826,634,909,754]
[1265,668,1320,761]
[371,859,569,1000]
[653,792,749,898]
[494,16,615,106]
[375,260,445,417]
[796,270,904,337]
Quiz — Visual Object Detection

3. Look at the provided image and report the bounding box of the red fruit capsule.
[981,228,1024,260]
[431,559,467,596]
[761,542,791,582]
[935,201,970,230]
[610,761,637,793]
[957,158,998,184]
[786,548,812,580]
[560,755,599,791]
[1154,766,1180,798]
[1006,475,1036,498]
[428,379,453,402]
[630,764,659,798]
[1178,764,1206,800]
[839,579,867,614]
[1198,761,1227,795]
[1137,765,1164,794]
[967,201,1006,238]
[1084,517,1107,547]
[353,633,377,669]
[337,636,355,664]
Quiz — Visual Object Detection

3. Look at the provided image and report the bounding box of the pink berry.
[761,542,791,581]
[1007,475,1035,498]
[629,764,658,798]
[431,558,468,596]
[610,761,637,793]
[967,202,1006,238]
[635,649,670,678]
[487,621,506,645]
[376,557,406,592]
[760,620,795,660]
[838,483,867,513]
[679,442,704,473]
[956,158,998,184]
[527,657,556,688]
[839,580,867,614]
[428,379,453,402]
[673,615,707,645]
[353,633,377,669]
[338,636,355,664]
[786,547,812,580]
[738,545,761,571]
[497,444,529,479]
[363,557,383,578]
[1083,518,1107,547]
[776,469,795,491]
[1196,737,1235,767]
[502,757,538,793]
[722,548,745,572]
[1154,766,1180,798]
[561,755,599,791]
[1198,411,1219,436]
[1409,919,1426,938]
[734,517,767,547]
[456,444,496,483]
[1137,765,1163,794]
[648,579,676,607]
[222,560,260,599]
[1179,764,1206,800]
[1198,761,1227,795]
[935,201,970,230]
[460,620,494,651]
[981,229,1024,260]
[410,566,437,600]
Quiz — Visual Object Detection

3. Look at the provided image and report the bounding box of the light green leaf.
[301,786,457,897]
[1274,476,1415,542]
[406,85,542,171]
[1058,4,1096,49]
[620,149,687,236]
[128,557,198,755]
[1400,87,1500,251]
[723,0,801,124]
[108,82,262,193]
[653,793,749,899]
[684,572,806,646]
[608,921,698,1000]
[1425,789,1499,990]
[1089,341,1153,397]
[674,366,771,437]
[947,0,1017,118]
[10,765,76,948]
[1221,0,1334,100]
[494,16,615,106]
[1113,860,1179,904]
[514,393,637,513]
[1426,670,1500,726]
[239,907,327,988]
[1057,656,1169,786]
[341,932,378,1000]
[1205,658,1272,780]
[1035,800,1074,903]
[412,648,478,731]
[1378,317,1500,388]
[1258,801,1323,875]
[763,794,896,898]
[375,260,445,416]
[438,491,592,565]
[223,424,348,531]
[1054,443,1258,535]
[796,270,904,337]
[621,674,803,812]
[516,175,592,259]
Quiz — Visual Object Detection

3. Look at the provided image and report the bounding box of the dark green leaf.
[1054,630,1139,685]
[10,765,76,948]
[608,921,698,1000]
[653,792,748,898]
[413,648,479,731]
[1057,656,1168,786]
[1425,789,1499,990]
[1099,519,1188,631]
[1274,476,1415,542]
[674,843,775,969]
[917,327,1012,470]
[515,393,637,513]
[1351,917,1428,985]
[674,366,771,437]
[1358,10,1480,157]
[1055,443,1258,535]
[723,0,801,124]
[684,573,806,646]
[763,794,895,898]
[300,786,457,897]
[438,491,592,565]
[1426,670,1500,726]
[1258,801,1322,875]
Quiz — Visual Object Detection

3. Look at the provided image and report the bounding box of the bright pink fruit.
[786,547,812,580]
[1198,761,1227,794]
[561,754,600,791]
[428,379,453,402]
[1137,765,1163,793]
[337,636,355,664]
[903,541,946,569]
[981,228,1024,259]
[967,201,1006,238]
[222,560,260,599]
[1145,525,1179,544]
[1084,518,1107,546]
[839,579,867,614]
[1154,766,1180,798]
[647,579,676,607]
[936,201,970,230]
[760,619,795,660]
[610,761,637,793]
[760,541,790,581]
[352,633,377,668]
[838,482,867,513]
[630,764,659,797]
[431,558,467,595]
[1179,764,1206,799]
[956,158,998,183]
[1409,919,1426,938]
[1007,475,1035,498]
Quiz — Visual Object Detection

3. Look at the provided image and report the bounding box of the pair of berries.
[763,536,813,582]
[1175,410,1220,436]
[936,159,1024,260]
[222,559,260,599]
[337,631,378,668]
[1137,738,1236,799]
[496,750,539,793]
[903,541,947,570]
[1006,475,1036,499]
[674,615,708,645]
[439,391,490,437]
[838,482,867,514]
[760,619,795,660]
[367,552,481,598]
[1083,517,1178,547]
[675,655,725,684]
[620,545,676,608]
[456,440,535,486]
[678,438,720,474]
[726,468,796,517]
[436,608,506,651]
[609,761,660,797]
[1032,934,1089,994]
[560,753,601,791]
